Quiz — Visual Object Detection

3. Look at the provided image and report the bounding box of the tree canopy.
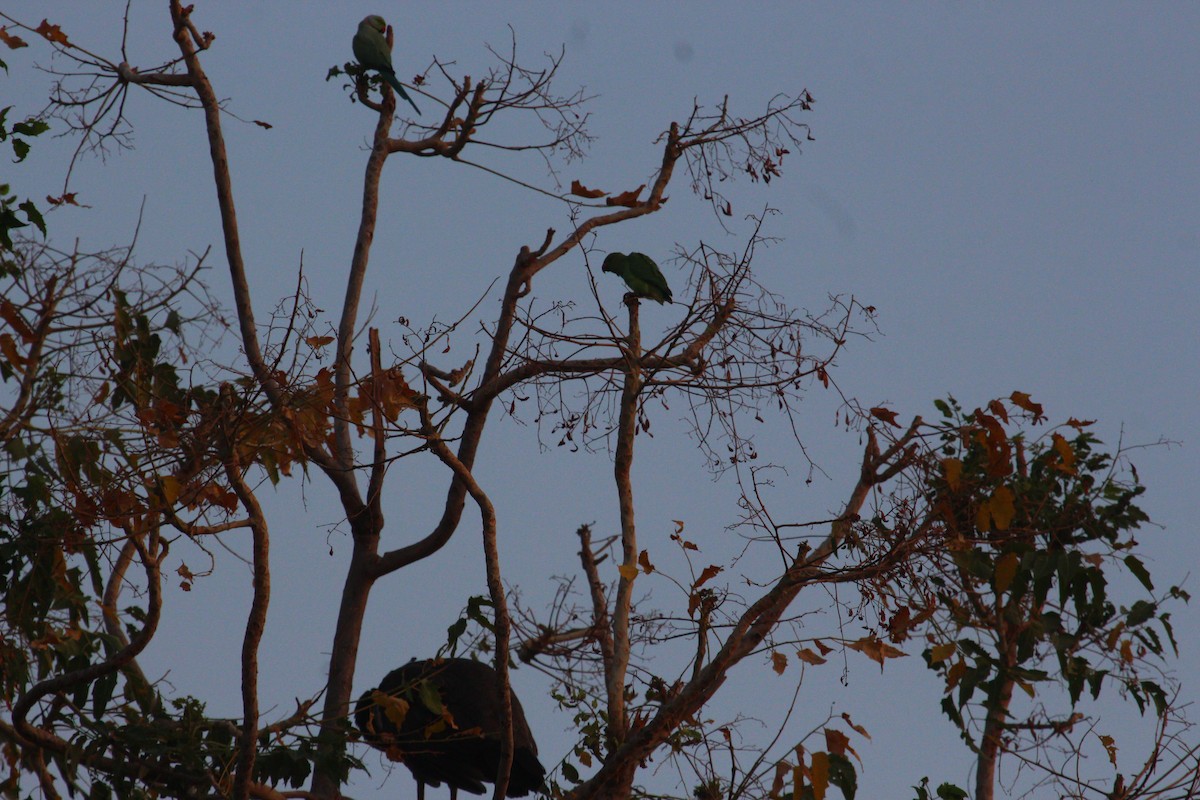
[1,5,1196,800]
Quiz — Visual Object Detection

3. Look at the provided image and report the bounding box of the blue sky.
[6,3,1199,797]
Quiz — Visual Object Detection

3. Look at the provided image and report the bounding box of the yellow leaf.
[942,457,962,491]
[1017,680,1035,698]
[989,485,1016,530]
[374,691,410,727]
[618,562,638,582]
[975,498,992,531]
[994,551,1020,593]
[928,643,956,665]
[159,475,183,505]
[1051,432,1077,474]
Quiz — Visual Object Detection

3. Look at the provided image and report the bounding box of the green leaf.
[1124,555,1153,592]
[827,752,857,800]
[13,118,49,137]
[92,671,118,719]
[1126,600,1156,627]
[19,198,43,235]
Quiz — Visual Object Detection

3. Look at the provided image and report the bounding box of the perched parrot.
[602,252,673,304]
[352,15,421,115]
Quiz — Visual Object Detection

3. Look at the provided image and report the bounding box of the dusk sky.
[6,4,1199,798]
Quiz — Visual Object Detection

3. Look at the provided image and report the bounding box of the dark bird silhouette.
[355,658,546,799]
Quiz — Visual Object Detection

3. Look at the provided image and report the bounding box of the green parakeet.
[601,252,673,304]
[352,15,421,115]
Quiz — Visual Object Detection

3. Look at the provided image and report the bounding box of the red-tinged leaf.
[35,20,69,46]
[796,648,827,665]
[46,192,79,206]
[1009,390,1045,421]
[721,200,732,216]
[868,406,900,427]
[569,179,606,199]
[840,712,870,739]
[673,519,685,533]
[987,399,1009,423]
[813,639,834,655]
[637,549,655,574]
[771,651,787,675]
[692,564,723,590]
[1065,417,1096,429]
[824,728,851,757]
[254,119,273,130]
[306,335,334,348]
[606,184,645,207]
[0,26,28,49]
[886,606,912,642]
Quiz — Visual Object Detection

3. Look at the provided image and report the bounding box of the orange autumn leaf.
[1009,390,1045,421]
[692,564,723,590]
[0,299,34,342]
[796,648,827,665]
[637,549,655,574]
[869,406,900,427]
[0,26,27,49]
[569,179,607,199]
[35,19,70,46]
[846,633,906,671]
[771,651,787,675]
[606,184,645,207]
